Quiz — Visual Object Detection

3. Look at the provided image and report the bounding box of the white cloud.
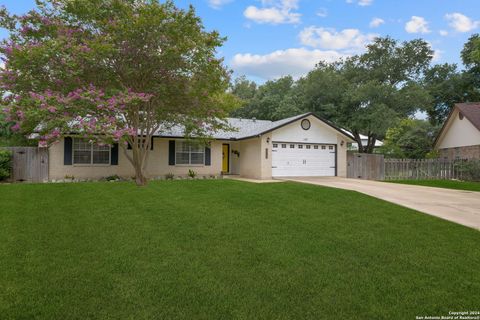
[439,30,448,36]
[358,0,373,6]
[445,13,479,32]
[432,49,443,62]
[405,16,430,34]
[208,0,233,9]
[316,8,328,18]
[347,0,373,7]
[369,17,385,28]
[299,26,377,51]
[244,0,301,25]
[231,48,347,80]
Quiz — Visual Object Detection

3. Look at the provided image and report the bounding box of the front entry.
[222,144,230,173]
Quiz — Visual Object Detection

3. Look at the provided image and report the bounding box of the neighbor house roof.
[434,103,480,147]
[457,103,480,131]
[155,112,354,141]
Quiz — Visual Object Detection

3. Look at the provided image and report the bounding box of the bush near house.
[0,149,12,181]
[455,160,480,181]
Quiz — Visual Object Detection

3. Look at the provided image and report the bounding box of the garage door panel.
[272,142,336,177]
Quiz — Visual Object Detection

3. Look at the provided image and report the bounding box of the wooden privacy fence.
[347,153,385,180]
[347,153,472,181]
[384,158,461,180]
[1,147,49,183]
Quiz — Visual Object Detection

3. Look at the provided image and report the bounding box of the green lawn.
[387,179,480,192]
[1,180,479,319]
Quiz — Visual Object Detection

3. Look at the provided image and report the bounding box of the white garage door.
[272,142,336,177]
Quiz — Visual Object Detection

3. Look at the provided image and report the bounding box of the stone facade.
[438,145,480,161]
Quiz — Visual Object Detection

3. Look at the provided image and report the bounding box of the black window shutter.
[205,146,211,166]
[64,137,73,165]
[111,143,119,165]
[151,137,154,150]
[168,140,175,165]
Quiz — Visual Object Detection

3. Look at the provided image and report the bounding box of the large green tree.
[380,118,438,159]
[0,0,234,185]
[301,37,433,153]
[231,76,301,120]
[422,64,468,125]
[423,34,480,125]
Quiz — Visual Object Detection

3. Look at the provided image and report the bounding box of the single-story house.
[434,103,480,160]
[48,112,354,180]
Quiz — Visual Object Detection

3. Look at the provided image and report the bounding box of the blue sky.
[1,0,480,83]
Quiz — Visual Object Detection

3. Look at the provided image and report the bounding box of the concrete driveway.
[285,177,480,230]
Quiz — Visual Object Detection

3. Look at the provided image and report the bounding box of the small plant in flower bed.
[165,173,175,180]
[0,149,12,181]
[105,174,121,182]
[188,169,197,179]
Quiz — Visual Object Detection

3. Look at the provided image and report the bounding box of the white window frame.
[72,138,111,166]
[175,141,205,166]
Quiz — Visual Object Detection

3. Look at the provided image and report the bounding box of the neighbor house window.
[176,141,205,165]
[73,138,110,165]
[273,143,278,148]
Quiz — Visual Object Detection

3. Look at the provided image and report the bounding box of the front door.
[222,144,230,173]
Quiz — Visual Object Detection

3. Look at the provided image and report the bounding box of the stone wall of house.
[439,145,480,161]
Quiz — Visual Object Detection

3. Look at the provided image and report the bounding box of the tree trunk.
[134,164,148,186]
[122,144,149,186]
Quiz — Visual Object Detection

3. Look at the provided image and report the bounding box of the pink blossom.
[11,123,20,132]
[112,130,123,141]
[30,92,45,101]
[38,140,48,148]
[47,106,57,113]
[16,110,25,120]
[51,129,61,137]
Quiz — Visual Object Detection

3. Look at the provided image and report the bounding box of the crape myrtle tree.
[0,0,235,186]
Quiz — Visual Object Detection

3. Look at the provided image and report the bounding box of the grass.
[0,180,479,319]
[387,179,480,192]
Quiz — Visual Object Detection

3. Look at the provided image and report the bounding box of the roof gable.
[434,103,480,149]
[457,103,480,131]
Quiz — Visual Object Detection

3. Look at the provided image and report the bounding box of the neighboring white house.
[347,133,383,151]
[434,103,480,160]
[48,113,354,180]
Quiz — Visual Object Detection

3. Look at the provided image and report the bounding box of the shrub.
[105,174,120,181]
[188,169,196,179]
[455,160,480,181]
[165,173,175,180]
[0,149,12,181]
